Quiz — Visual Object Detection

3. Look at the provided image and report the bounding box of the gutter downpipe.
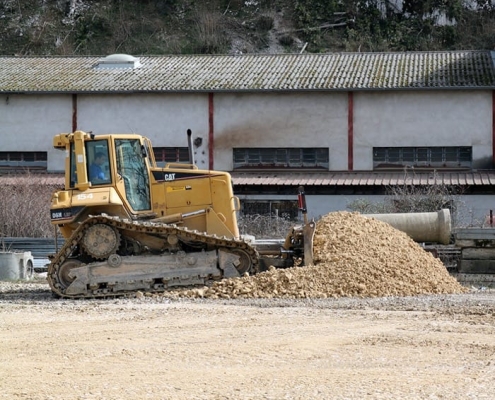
[348,91,354,171]
[72,94,77,132]
[209,92,214,170]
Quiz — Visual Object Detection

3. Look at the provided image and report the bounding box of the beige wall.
[0,94,72,171]
[77,93,210,169]
[213,92,348,170]
[0,90,493,173]
[353,90,493,170]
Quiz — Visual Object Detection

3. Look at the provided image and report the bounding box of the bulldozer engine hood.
[152,171,223,182]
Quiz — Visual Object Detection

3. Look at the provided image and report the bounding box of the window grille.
[0,152,47,171]
[233,148,329,169]
[373,147,472,169]
[153,147,189,166]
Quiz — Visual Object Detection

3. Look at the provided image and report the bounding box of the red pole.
[72,94,77,132]
[208,93,214,170]
[348,91,354,171]
[492,91,495,166]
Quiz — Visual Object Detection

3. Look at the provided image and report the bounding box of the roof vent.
[95,54,141,69]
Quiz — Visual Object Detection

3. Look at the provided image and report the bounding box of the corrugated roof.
[1,51,494,93]
[2,171,495,187]
[230,170,495,186]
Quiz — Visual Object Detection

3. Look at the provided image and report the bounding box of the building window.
[373,147,472,169]
[0,152,47,171]
[233,148,329,169]
[153,147,189,166]
[241,200,299,220]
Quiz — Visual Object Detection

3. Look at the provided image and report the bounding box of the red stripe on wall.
[493,91,495,166]
[72,94,77,132]
[348,92,354,171]
[209,93,214,170]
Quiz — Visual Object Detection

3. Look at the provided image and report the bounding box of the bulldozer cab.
[55,131,153,219]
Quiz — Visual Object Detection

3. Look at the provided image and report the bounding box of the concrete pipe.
[0,251,34,280]
[364,209,451,245]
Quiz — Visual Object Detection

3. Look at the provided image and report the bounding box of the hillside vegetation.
[1,0,495,56]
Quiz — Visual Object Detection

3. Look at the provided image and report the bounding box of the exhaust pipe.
[187,129,195,165]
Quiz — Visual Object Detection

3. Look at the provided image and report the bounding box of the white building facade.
[1,51,495,225]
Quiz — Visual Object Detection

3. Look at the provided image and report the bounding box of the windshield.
[115,138,151,211]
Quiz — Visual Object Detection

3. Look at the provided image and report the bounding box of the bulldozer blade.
[303,221,316,266]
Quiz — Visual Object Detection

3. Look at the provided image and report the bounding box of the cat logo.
[164,173,176,181]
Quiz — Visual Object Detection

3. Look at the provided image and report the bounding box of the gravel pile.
[164,211,467,299]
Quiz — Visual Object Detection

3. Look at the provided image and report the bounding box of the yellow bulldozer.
[48,130,315,298]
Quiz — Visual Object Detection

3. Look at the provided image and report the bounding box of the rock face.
[165,211,468,299]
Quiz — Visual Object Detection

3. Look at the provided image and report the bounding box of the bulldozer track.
[47,214,260,299]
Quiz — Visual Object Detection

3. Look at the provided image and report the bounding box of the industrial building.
[1,51,495,224]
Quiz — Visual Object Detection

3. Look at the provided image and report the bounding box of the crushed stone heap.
[163,211,468,299]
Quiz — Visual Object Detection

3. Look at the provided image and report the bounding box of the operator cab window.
[86,141,111,185]
[115,138,151,211]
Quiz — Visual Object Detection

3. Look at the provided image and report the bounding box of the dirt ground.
[1,281,495,400]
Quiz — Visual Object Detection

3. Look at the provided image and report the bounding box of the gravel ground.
[1,277,495,400]
[1,212,493,399]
